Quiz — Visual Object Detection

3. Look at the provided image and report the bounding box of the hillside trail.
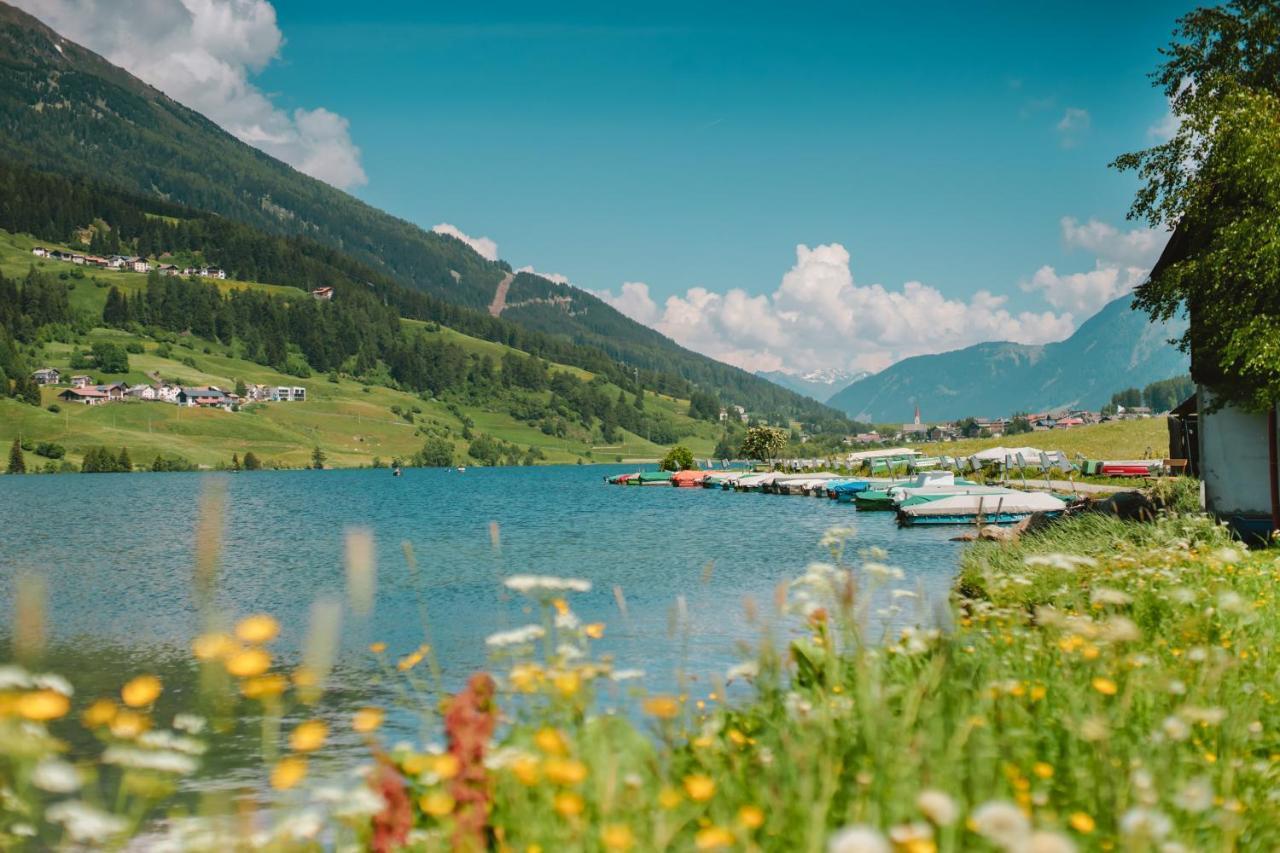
[488,271,515,317]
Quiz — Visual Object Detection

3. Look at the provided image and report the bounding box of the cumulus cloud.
[515,265,571,285]
[14,0,366,189]
[1021,217,1167,315]
[597,244,1076,375]
[431,223,499,261]
[1056,107,1091,147]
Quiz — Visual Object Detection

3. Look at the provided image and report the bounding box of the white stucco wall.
[1198,387,1275,517]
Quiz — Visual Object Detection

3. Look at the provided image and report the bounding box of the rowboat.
[670,470,710,487]
[628,471,674,485]
[896,491,1068,525]
[734,473,778,492]
[853,471,972,509]
[1097,460,1162,477]
[827,480,871,501]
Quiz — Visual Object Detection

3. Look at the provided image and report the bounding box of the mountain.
[0,2,843,423]
[756,368,871,402]
[826,295,1189,422]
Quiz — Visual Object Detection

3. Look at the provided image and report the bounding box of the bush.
[413,436,454,467]
[46,404,60,413]
[125,341,144,354]
[660,444,696,471]
[34,442,65,459]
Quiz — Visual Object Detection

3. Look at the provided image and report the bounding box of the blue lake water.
[0,465,966,782]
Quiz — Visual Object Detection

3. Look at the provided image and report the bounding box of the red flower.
[369,757,412,853]
[445,672,498,851]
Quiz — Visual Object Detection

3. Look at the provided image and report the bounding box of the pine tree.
[230,453,241,471]
[311,446,326,469]
[7,438,25,474]
[117,446,132,472]
[242,451,261,471]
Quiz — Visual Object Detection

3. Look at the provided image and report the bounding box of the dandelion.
[971,801,1030,849]
[916,789,957,826]
[739,805,765,829]
[241,674,288,699]
[121,675,163,708]
[601,823,635,850]
[534,727,569,755]
[82,698,118,728]
[485,625,546,648]
[235,614,280,644]
[1032,762,1054,779]
[109,710,149,739]
[553,791,585,817]
[32,758,80,793]
[1161,716,1190,741]
[1027,831,1077,853]
[1068,812,1095,833]
[353,707,384,733]
[45,801,127,843]
[658,787,682,809]
[643,695,681,719]
[1174,777,1213,813]
[433,753,461,780]
[888,822,934,851]
[191,632,234,661]
[683,774,715,801]
[419,790,455,817]
[290,720,328,752]
[1119,807,1171,839]
[510,755,541,786]
[584,622,605,639]
[553,670,581,698]
[1091,677,1118,696]
[271,756,308,790]
[369,642,387,654]
[827,825,891,853]
[544,758,588,786]
[226,648,271,678]
[16,689,69,721]
[695,826,735,850]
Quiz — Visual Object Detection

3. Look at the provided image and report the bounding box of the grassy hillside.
[918,417,1169,461]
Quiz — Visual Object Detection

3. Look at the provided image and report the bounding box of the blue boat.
[826,480,871,501]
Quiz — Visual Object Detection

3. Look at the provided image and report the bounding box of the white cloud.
[515,265,571,285]
[1022,264,1146,315]
[13,0,366,190]
[1059,216,1165,268]
[1056,107,1091,147]
[597,243,1076,376]
[1021,217,1167,315]
[431,223,499,261]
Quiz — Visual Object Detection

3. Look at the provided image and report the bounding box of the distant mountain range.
[756,368,871,402]
[0,1,843,423]
[826,295,1189,423]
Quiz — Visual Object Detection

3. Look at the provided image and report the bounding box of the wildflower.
[226,648,271,678]
[584,622,605,639]
[508,662,542,692]
[544,758,588,786]
[683,774,715,801]
[1211,547,1242,564]
[433,753,461,780]
[971,801,1030,849]
[1091,677,1117,696]
[827,825,891,853]
[864,562,905,581]
[888,821,934,852]
[33,673,73,696]
[32,758,81,793]
[241,673,288,699]
[82,698,118,728]
[643,695,681,719]
[420,790,455,817]
[102,746,198,775]
[485,625,546,648]
[658,787,682,809]
[1032,762,1054,780]
[235,614,280,644]
[353,707,384,733]
[553,670,581,698]
[191,632,234,661]
[45,801,127,843]
[534,727,569,755]
[138,730,205,755]
[916,789,957,826]
[1027,831,1077,853]
[17,689,70,721]
[1090,588,1133,606]
[511,755,541,786]
[271,756,308,790]
[610,668,646,682]
[504,575,592,594]
[739,805,765,829]
[290,720,328,752]
[0,665,31,690]
[1119,807,1171,840]
[369,642,387,654]
[553,791,585,817]
[1161,716,1190,741]
[601,824,635,850]
[173,713,206,734]
[695,825,736,850]
[1068,812,1095,833]
[725,661,759,683]
[109,710,149,739]
[1174,777,1213,813]
[119,674,163,708]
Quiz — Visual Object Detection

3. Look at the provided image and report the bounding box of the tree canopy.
[739,426,788,462]
[660,445,696,471]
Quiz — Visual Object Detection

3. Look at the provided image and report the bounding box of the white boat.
[897,491,1068,525]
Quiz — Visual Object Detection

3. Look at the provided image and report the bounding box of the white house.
[154,384,181,403]
[31,247,47,258]
[311,286,334,300]
[200,267,227,280]
[70,374,92,388]
[31,367,60,385]
[273,386,307,402]
[126,384,157,401]
[131,257,151,274]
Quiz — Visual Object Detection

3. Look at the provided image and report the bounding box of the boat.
[853,471,973,510]
[670,470,710,487]
[1097,459,1161,477]
[606,472,637,484]
[456,466,466,473]
[826,480,871,501]
[896,491,1068,525]
[734,473,778,492]
[627,471,674,486]
[392,467,402,477]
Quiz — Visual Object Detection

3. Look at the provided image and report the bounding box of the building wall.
[1198,386,1275,517]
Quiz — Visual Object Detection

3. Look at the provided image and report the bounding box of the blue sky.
[23,0,1197,374]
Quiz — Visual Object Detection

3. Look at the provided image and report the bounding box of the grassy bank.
[1,488,1276,850]
[919,417,1169,462]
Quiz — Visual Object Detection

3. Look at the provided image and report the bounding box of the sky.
[18,0,1198,375]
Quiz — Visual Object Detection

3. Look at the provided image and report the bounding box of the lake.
[0,465,967,786]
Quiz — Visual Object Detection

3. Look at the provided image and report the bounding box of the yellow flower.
[420,790,455,817]
[397,649,425,671]
[81,698,118,728]
[511,755,541,786]
[552,598,570,616]
[544,758,588,786]
[738,805,765,829]
[235,614,280,644]
[121,675,162,708]
[289,720,328,752]
[1091,677,1118,696]
[727,728,748,746]
[1030,685,1047,702]
[584,623,605,639]
[553,791,584,817]
[402,753,431,776]
[16,690,70,722]
[509,663,542,693]
[369,642,387,654]
[601,823,634,851]
[271,756,307,790]
[109,710,149,739]
[434,753,461,780]
[643,695,680,720]
[192,632,234,661]
[226,648,271,678]
[534,727,569,756]
[694,825,735,850]
[1032,762,1054,780]
[683,774,715,802]
[241,674,288,699]
[353,706,384,733]
[658,787,682,809]
[553,671,581,698]
[1069,812,1095,833]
